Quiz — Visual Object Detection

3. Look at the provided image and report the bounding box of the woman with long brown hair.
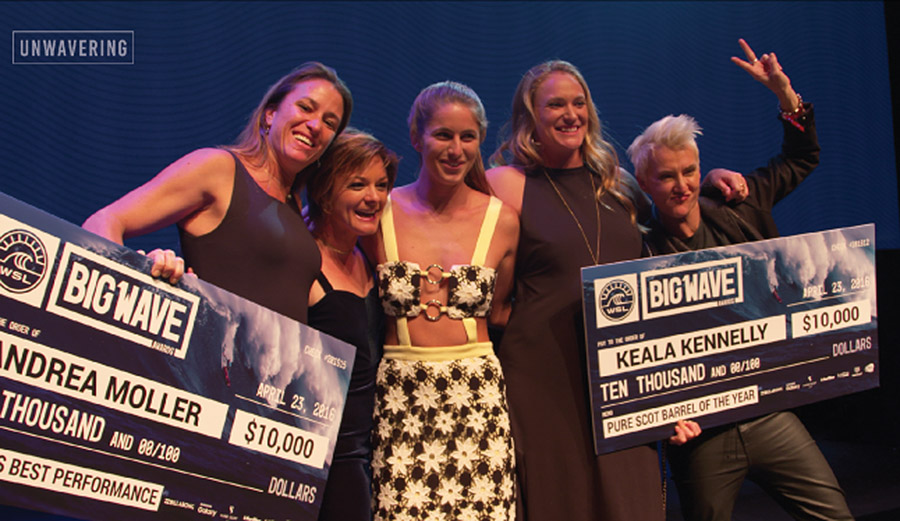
[84,62,352,324]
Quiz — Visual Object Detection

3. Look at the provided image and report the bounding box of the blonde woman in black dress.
[487,61,712,521]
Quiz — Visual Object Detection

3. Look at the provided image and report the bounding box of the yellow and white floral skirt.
[371,343,515,521]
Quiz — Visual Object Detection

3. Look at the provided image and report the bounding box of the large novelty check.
[582,225,879,454]
[0,191,355,520]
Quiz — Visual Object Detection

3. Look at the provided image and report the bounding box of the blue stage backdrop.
[0,1,896,255]
[0,1,896,520]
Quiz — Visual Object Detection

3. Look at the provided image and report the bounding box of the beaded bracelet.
[779,92,805,132]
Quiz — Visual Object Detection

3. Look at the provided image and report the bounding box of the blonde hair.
[490,60,637,221]
[306,128,399,223]
[408,81,491,195]
[227,62,353,176]
[627,114,702,181]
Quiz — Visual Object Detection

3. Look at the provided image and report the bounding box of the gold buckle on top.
[425,264,445,285]
[424,299,443,321]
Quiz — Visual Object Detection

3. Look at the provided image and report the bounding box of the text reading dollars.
[59,256,191,345]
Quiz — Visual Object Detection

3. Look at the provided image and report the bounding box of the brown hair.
[306,128,399,223]
[408,81,491,195]
[227,62,353,174]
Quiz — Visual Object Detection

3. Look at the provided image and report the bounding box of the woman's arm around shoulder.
[489,201,520,328]
[83,147,237,244]
[702,168,749,203]
[486,165,526,216]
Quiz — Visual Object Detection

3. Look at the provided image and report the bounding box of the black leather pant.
[668,412,854,521]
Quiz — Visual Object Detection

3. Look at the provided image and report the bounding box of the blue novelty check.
[582,225,878,454]
[0,191,355,520]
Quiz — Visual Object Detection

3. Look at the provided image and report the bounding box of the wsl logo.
[593,273,640,328]
[0,229,48,293]
[599,279,635,322]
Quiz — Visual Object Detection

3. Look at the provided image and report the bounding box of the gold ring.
[425,264,445,285]
[424,300,443,321]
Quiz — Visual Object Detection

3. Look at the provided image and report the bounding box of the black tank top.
[308,269,382,460]
[308,262,382,521]
[178,151,320,323]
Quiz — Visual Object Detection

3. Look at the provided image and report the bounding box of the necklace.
[317,238,353,257]
[258,167,291,203]
[543,168,601,265]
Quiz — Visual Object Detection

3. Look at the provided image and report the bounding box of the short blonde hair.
[627,114,702,181]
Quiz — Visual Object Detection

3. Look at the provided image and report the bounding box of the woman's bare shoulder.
[487,165,526,215]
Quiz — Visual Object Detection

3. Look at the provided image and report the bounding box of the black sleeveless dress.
[308,270,382,521]
[496,166,664,521]
[179,151,320,323]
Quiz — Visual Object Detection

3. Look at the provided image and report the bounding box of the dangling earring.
[264,126,270,136]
